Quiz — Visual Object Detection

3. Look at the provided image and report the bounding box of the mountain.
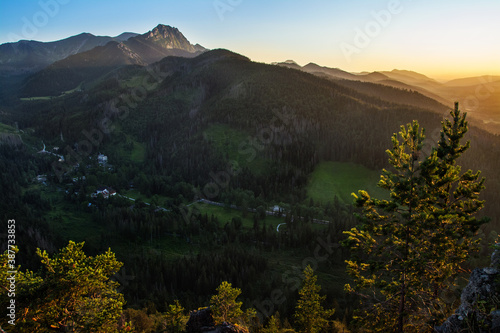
[275,59,302,70]
[443,75,500,87]
[117,24,204,64]
[302,63,357,80]
[380,69,440,86]
[0,32,139,76]
[375,73,500,133]
[114,32,139,42]
[20,24,206,97]
[277,61,500,134]
[275,62,448,113]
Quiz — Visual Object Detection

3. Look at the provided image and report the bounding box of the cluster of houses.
[92,154,114,199]
[91,186,117,199]
[33,145,117,200]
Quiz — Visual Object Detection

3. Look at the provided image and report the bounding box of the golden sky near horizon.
[1,0,499,80]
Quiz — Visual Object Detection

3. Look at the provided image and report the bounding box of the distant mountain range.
[0,24,497,133]
[277,61,500,134]
[0,32,139,76]
[1,24,499,329]
[17,25,206,97]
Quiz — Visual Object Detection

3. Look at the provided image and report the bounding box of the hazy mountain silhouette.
[0,32,139,76]
[276,62,500,134]
[20,24,206,97]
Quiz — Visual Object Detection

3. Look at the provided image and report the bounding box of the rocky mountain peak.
[148,24,181,39]
[141,24,194,51]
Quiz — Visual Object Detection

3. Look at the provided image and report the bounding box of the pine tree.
[343,103,488,332]
[293,265,335,333]
[0,241,124,332]
[210,281,256,327]
[164,300,188,333]
[262,312,297,333]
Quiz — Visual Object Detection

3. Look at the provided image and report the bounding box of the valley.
[0,23,499,332]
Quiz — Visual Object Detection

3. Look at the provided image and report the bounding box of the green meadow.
[307,161,387,205]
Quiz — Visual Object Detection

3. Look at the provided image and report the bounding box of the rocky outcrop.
[185,308,249,333]
[186,308,215,333]
[435,245,500,333]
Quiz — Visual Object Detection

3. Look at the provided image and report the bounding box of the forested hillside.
[1,48,499,332]
[10,49,500,226]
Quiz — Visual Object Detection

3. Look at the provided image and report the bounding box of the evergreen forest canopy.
[0,42,499,332]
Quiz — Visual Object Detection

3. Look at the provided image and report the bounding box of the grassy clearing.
[118,140,146,163]
[20,84,82,101]
[196,202,284,230]
[121,75,146,88]
[0,122,17,134]
[111,130,146,164]
[204,124,268,175]
[41,187,104,247]
[122,189,142,200]
[307,161,387,205]
[20,96,53,101]
[129,141,146,162]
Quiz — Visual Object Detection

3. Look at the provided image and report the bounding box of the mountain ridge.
[19,24,207,97]
[3,23,498,133]
[274,61,500,134]
[0,32,139,76]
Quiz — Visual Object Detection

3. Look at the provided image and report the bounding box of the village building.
[97,153,108,165]
[91,186,117,199]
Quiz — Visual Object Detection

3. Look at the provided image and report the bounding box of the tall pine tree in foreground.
[210,281,256,329]
[343,103,488,332]
[294,265,335,333]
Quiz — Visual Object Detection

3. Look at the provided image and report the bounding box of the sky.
[1,0,499,80]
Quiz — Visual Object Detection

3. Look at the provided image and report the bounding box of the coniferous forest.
[0,23,499,333]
